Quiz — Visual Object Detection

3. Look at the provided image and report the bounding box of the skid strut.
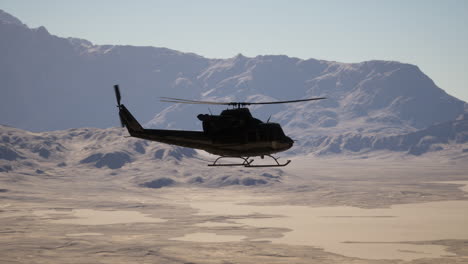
[208,156,253,167]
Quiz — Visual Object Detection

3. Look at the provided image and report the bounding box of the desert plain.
[1,152,468,264]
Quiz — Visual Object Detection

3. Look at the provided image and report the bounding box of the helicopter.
[114,85,325,167]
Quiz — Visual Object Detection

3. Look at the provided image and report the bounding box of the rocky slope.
[0,125,283,187]
[314,113,468,156]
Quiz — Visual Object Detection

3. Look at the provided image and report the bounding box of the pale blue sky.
[2,0,467,101]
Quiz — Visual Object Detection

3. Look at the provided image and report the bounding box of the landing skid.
[208,156,253,167]
[208,155,291,167]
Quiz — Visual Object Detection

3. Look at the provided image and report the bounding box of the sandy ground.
[1,156,468,264]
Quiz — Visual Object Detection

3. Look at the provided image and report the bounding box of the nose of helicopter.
[272,136,294,151]
[281,136,294,150]
[286,136,294,148]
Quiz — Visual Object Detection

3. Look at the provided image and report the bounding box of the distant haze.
[0,9,466,132]
[1,9,467,156]
[1,0,467,102]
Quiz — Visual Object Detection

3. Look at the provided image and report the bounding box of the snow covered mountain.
[314,113,468,156]
[1,10,467,157]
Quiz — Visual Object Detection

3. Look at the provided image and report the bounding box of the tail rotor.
[114,85,122,107]
[114,84,125,127]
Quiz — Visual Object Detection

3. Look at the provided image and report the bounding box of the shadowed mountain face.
[1,10,467,157]
[0,10,209,131]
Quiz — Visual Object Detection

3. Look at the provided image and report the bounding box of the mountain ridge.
[1,123,467,180]
[0,9,466,157]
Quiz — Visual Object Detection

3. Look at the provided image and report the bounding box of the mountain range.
[1,9,467,157]
[0,124,282,187]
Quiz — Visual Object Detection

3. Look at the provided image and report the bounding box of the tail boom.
[118,104,144,134]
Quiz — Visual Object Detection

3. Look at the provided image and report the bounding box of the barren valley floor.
[1,156,468,264]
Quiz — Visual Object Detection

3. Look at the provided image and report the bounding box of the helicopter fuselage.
[119,104,294,157]
[113,84,327,166]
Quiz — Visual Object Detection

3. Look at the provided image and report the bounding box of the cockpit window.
[269,124,285,139]
[258,123,286,141]
[275,125,286,137]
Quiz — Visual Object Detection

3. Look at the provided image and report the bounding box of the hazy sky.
[2,0,467,101]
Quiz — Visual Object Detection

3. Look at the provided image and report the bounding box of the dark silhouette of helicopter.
[114,85,325,167]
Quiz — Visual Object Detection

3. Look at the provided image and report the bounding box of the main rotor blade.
[160,97,209,103]
[245,97,327,105]
[160,98,229,105]
[160,96,327,106]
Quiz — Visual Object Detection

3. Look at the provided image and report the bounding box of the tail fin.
[114,85,144,134]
